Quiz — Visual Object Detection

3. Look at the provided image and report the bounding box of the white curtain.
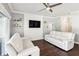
[0,12,10,55]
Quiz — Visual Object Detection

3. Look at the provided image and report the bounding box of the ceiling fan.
[39,3,62,13]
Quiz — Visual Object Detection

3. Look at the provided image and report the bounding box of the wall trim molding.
[0,3,11,19]
[75,42,79,44]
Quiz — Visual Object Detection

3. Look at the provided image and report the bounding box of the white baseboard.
[32,39,43,41]
[75,42,79,44]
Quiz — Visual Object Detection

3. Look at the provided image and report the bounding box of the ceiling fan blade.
[50,3,62,7]
[43,3,48,7]
[47,3,50,6]
[49,9,53,13]
[38,8,46,12]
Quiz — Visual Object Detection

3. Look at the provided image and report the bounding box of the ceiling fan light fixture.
[46,7,51,10]
[42,3,62,13]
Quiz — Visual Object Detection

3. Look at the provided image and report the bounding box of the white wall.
[43,16,61,36]
[24,13,43,40]
[52,17,61,31]
[43,17,55,36]
[70,14,79,43]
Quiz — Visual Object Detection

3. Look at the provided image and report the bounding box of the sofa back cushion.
[9,33,23,53]
[50,31,75,40]
[60,32,74,39]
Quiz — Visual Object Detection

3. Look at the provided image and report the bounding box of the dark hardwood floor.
[33,40,79,56]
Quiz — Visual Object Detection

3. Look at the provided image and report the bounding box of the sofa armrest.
[71,33,75,40]
[17,46,40,56]
[22,38,34,49]
[5,43,17,56]
[45,35,55,39]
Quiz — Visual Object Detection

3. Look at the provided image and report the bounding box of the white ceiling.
[9,3,79,17]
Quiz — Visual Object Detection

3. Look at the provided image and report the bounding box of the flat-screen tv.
[29,20,41,28]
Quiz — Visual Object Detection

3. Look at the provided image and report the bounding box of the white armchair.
[5,33,40,56]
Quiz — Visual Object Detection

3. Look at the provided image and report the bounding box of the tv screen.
[29,20,41,28]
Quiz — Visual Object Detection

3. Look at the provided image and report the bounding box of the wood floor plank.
[33,40,79,56]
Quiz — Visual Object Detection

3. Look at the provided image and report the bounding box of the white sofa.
[45,31,75,51]
[5,33,40,56]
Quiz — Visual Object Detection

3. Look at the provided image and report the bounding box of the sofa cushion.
[17,46,39,56]
[9,33,23,53]
[23,39,34,49]
[50,31,74,40]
